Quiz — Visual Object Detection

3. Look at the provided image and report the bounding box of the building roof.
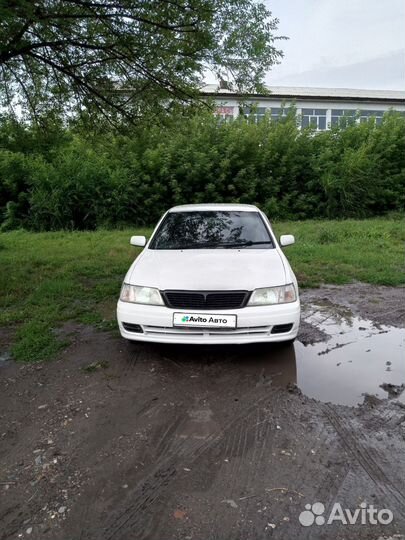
[201,84,405,103]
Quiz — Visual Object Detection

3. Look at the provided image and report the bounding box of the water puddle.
[294,303,405,406]
[1,302,403,407]
[0,350,12,364]
[159,301,404,407]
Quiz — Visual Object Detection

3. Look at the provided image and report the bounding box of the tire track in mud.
[204,405,272,540]
[198,393,334,540]
[206,416,250,540]
[101,393,275,540]
[267,394,389,540]
[282,402,405,540]
[323,404,405,517]
[265,414,337,540]
[288,435,357,540]
[103,432,214,539]
[201,416,237,540]
[239,402,284,540]
[119,344,153,378]
[204,392,312,540]
[105,412,190,539]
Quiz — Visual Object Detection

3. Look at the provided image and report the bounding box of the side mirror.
[280,234,295,247]
[130,235,147,247]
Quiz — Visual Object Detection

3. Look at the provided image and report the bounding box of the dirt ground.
[1,284,405,540]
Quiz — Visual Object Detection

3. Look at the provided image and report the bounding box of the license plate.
[173,312,237,328]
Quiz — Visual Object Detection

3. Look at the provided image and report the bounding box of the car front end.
[117,204,301,345]
[117,284,300,345]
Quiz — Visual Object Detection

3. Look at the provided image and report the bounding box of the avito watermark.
[299,501,393,527]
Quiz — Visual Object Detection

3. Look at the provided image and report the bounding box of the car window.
[149,211,274,249]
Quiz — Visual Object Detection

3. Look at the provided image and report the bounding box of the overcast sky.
[266,0,405,90]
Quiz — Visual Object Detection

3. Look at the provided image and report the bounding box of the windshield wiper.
[171,243,226,249]
[162,241,273,249]
[219,241,273,248]
[187,240,273,249]
[169,244,205,249]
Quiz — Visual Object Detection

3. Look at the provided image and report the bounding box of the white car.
[117,204,300,344]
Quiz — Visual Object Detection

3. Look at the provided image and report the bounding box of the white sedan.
[117,204,300,344]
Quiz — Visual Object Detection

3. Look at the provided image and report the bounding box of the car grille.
[162,290,250,310]
[143,325,271,337]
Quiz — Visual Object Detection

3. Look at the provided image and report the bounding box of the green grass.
[273,218,405,287]
[0,218,404,362]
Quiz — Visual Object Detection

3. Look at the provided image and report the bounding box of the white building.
[201,84,405,130]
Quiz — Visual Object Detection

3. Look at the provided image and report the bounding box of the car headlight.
[247,284,297,306]
[120,284,164,305]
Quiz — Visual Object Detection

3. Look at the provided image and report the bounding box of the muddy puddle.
[296,304,405,406]
[1,298,404,408]
[158,301,405,407]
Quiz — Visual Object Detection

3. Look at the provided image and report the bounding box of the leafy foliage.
[0,0,283,123]
[0,110,404,230]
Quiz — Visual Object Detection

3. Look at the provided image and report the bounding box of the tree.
[0,0,284,124]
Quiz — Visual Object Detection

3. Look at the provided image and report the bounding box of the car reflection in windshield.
[149,211,275,250]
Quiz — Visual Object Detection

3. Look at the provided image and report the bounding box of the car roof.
[168,203,260,213]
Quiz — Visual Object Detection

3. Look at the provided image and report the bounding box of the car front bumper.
[117,299,300,344]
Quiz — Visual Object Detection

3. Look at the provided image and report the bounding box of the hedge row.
[0,110,404,230]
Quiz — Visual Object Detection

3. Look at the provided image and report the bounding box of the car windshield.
[149,211,274,250]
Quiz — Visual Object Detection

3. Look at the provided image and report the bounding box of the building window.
[358,110,384,125]
[269,107,292,123]
[331,109,387,127]
[331,109,357,126]
[359,109,384,117]
[301,108,327,130]
[215,106,234,122]
[242,106,267,122]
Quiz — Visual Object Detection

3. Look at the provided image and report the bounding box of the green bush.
[0,110,404,230]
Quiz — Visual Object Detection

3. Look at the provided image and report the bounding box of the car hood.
[127,249,287,290]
